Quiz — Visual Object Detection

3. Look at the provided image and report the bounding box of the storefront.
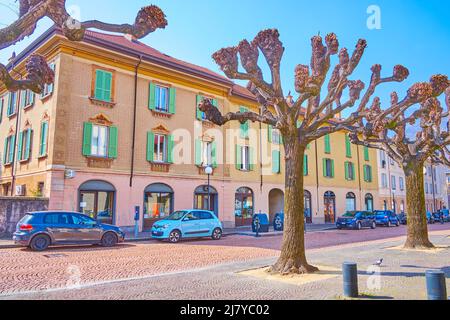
[194,185,218,216]
[304,190,312,224]
[235,187,254,227]
[346,192,356,212]
[79,180,116,225]
[324,191,336,223]
[143,183,174,231]
[365,194,374,211]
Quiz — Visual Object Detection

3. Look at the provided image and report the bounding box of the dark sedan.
[13,211,125,251]
[336,211,377,230]
[374,210,400,227]
[397,212,407,225]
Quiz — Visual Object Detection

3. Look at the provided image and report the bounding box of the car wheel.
[30,234,51,251]
[371,221,376,229]
[169,230,181,243]
[356,222,362,230]
[396,220,400,227]
[101,232,118,247]
[212,228,222,240]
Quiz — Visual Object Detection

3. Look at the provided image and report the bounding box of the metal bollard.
[426,270,447,300]
[343,262,359,298]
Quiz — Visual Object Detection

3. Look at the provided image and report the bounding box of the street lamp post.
[205,166,213,211]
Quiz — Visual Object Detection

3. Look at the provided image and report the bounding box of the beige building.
[0,26,380,231]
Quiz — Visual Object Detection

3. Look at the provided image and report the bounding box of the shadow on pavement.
[19,243,137,253]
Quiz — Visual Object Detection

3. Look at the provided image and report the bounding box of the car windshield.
[165,211,188,221]
[343,211,357,217]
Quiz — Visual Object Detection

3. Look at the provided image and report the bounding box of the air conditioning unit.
[64,169,76,179]
[15,185,26,196]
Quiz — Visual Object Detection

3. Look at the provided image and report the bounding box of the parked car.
[374,210,400,227]
[13,211,125,251]
[151,210,223,243]
[336,211,376,230]
[432,212,445,224]
[397,212,408,225]
[443,209,450,222]
[426,212,435,224]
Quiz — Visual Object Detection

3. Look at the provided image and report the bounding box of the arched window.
[346,192,356,212]
[235,187,254,226]
[365,194,374,212]
[324,191,336,223]
[79,180,116,225]
[143,183,174,230]
[194,185,218,215]
[304,190,313,223]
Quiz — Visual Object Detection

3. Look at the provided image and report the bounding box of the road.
[0,223,449,299]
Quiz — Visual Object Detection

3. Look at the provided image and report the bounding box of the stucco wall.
[0,197,49,237]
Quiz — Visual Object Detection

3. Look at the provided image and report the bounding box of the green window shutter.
[211,99,218,108]
[108,126,118,159]
[331,159,335,178]
[3,137,8,164]
[40,122,48,156]
[147,132,155,162]
[268,125,273,143]
[306,143,311,150]
[9,135,15,163]
[324,134,331,154]
[24,129,32,160]
[196,95,204,120]
[7,92,15,116]
[167,135,174,163]
[148,83,156,111]
[366,165,372,182]
[303,155,308,176]
[345,134,352,158]
[94,70,105,101]
[195,139,202,166]
[168,87,176,114]
[47,63,55,94]
[235,145,242,170]
[364,165,369,182]
[211,141,218,168]
[364,146,370,161]
[249,147,255,171]
[82,122,93,156]
[272,150,280,174]
[20,90,26,108]
[345,162,349,180]
[0,97,4,123]
[103,72,112,102]
[240,107,249,139]
[29,90,35,106]
[323,158,327,177]
[17,131,23,161]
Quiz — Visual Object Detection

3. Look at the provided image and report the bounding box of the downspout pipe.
[10,65,23,196]
[129,55,143,187]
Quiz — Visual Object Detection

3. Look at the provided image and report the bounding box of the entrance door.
[195,194,216,212]
[235,187,254,227]
[324,191,336,223]
[79,191,114,225]
[304,190,313,224]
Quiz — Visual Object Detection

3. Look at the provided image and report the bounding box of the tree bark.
[269,139,319,274]
[403,162,434,249]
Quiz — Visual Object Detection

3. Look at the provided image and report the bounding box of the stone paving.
[0,225,449,300]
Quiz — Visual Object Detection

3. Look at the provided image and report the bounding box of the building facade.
[0,27,380,230]
[377,150,448,213]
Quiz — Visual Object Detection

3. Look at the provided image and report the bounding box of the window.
[93,68,113,102]
[7,92,17,117]
[346,193,356,212]
[149,83,176,114]
[345,162,355,181]
[303,155,308,176]
[323,158,334,178]
[268,125,282,144]
[195,140,216,167]
[381,173,388,188]
[39,121,49,157]
[20,89,35,109]
[345,134,352,158]
[82,123,118,159]
[425,183,429,194]
[364,165,373,182]
[3,135,15,165]
[153,134,167,163]
[71,214,95,225]
[364,146,370,161]
[196,95,218,120]
[0,95,5,123]
[236,145,254,171]
[391,175,397,190]
[18,129,32,162]
[147,132,173,164]
[200,212,213,220]
[272,150,281,174]
[240,107,249,139]
[324,135,331,154]
[380,151,386,168]
[399,177,404,191]
[44,213,72,225]
[41,63,56,98]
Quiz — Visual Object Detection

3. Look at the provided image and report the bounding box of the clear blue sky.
[1,0,449,110]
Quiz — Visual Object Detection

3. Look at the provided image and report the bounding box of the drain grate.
[44,254,68,259]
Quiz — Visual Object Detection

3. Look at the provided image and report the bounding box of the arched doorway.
[143,183,174,231]
[235,187,254,227]
[194,185,218,216]
[324,191,336,223]
[79,180,115,225]
[269,189,284,223]
[346,192,356,212]
[304,190,313,224]
[365,194,374,212]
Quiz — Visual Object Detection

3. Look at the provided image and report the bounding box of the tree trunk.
[403,162,434,249]
[269,140,318,274]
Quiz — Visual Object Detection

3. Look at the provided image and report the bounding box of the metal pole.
[426,270,447,300]
[343,262,359,298]
[207,173,211,211]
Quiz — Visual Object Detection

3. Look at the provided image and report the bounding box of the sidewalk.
[0,224,336,249]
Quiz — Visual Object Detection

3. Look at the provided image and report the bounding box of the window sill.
[89,97,116,108]
[200,120,217,129]
[150,162,171,173]
[40,93,53,102]
[151,110,173,118]
[86,156,114,169]
[7,113,17,119]
[38,154,48,160]
[23,104,34,110]
[19,159,31,164]
[3,163,12,167]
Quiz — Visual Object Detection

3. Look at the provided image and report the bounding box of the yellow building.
[0,26,379,230]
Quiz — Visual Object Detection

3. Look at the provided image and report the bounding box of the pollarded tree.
[199,29,412,274]
[350,81,449,249]
[0,0,167,93]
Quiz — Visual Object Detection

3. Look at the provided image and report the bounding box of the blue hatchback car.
[151,210,223,243]
[336,211,377,230]
[374,210,400,227]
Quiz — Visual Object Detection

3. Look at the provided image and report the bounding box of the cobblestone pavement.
[1,225,449,299]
